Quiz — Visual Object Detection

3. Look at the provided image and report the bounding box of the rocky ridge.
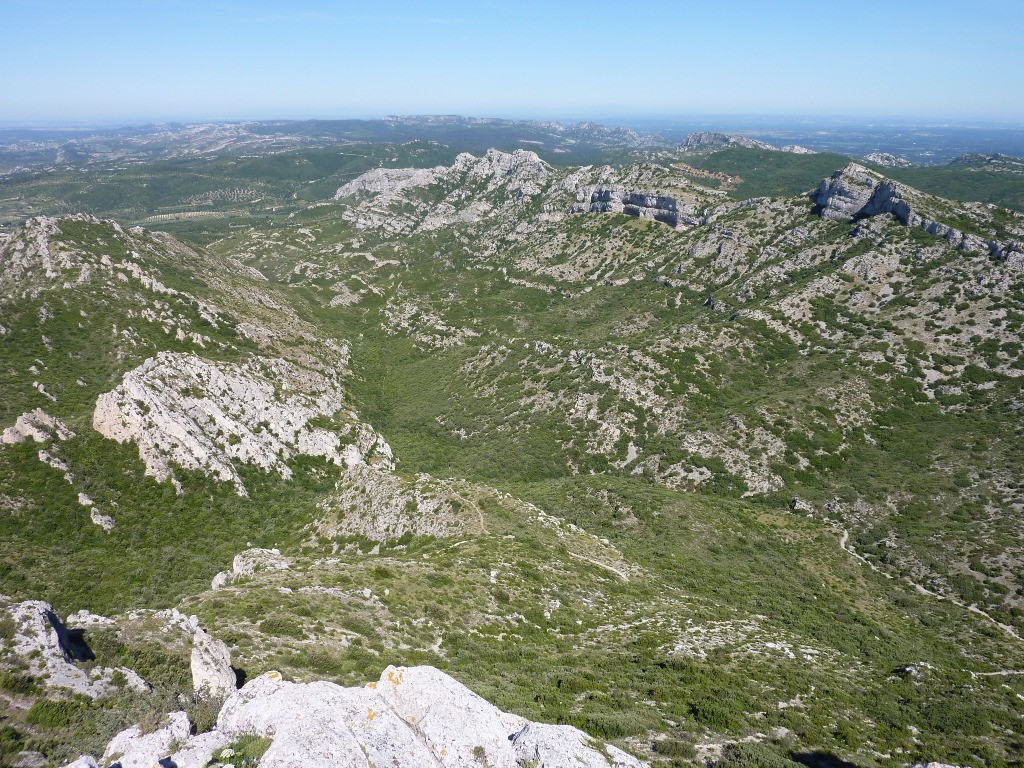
[80,665,647,768]
[4,144,1024,766]
[679,132,775,152]
[333,149,550,235]
[812,163,1024,259]
[864,152,913,168]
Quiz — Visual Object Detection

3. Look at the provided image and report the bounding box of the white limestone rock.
[334,149,549,235]
[217,672,438,767]
[811,163,886,221]
[374,665,644,768]
[1,409,74,444]
[191,629,236,700]
[864,151,913,168]
[102,711,192,768]
[812,164,1019,260]
[64,609,117,630]
[574,186,687,228]
[211,547,290,589]
[0,598,148,698]
[94,666,648,768]
[680,131,775,151]
[166,731,232,768]
[334,166,443,199]
[454,148,549,195]
[90,509,116,530]
[92,352,392,496]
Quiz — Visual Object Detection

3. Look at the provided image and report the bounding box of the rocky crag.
[81,665,646,768]
[812,162,1024,260]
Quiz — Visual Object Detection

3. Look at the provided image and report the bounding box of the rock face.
[573,187,686,228]
[0,598,148,698]
[93,352,392,495]
[811,163,891,221]
[812,164,1024,260]
[94,666,647,768]
[190,629,236,700]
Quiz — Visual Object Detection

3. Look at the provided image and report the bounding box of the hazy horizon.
[3,112,1024,134]
[3,0,1023,124]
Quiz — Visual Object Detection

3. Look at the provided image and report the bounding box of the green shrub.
[0,670,40,696]
[717,742,801,768]
[26,698,85,729]
[259,614,307,639]
[653,737,696,758]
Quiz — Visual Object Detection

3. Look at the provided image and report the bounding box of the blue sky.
[2,0,1022,124]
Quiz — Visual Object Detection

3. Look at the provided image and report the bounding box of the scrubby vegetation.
[2,132,1024,765]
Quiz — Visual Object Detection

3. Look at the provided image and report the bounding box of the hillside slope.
[1,151,1024,766]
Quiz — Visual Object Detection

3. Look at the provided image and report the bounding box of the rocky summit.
[1,121,1024,768]
[85,665,645,768]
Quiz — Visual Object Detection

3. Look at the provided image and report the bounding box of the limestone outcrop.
[103,710,194,768]
[812,164,1024,260]
[334,166,443,199]
[93,352,392,495]
[211,547,290,589]
[1,409,74,444]
[332,149,549,234]
[0,597,148,698]
[680,131,775,152]
[190,629,237,700]
[573,186,688,228]
[94,666,647,768]
[864,152,913,168]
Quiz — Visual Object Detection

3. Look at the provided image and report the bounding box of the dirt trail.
[568,552,630,582]
[837,528,1022,643]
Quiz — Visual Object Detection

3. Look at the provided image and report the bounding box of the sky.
[2,0,1023,125]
